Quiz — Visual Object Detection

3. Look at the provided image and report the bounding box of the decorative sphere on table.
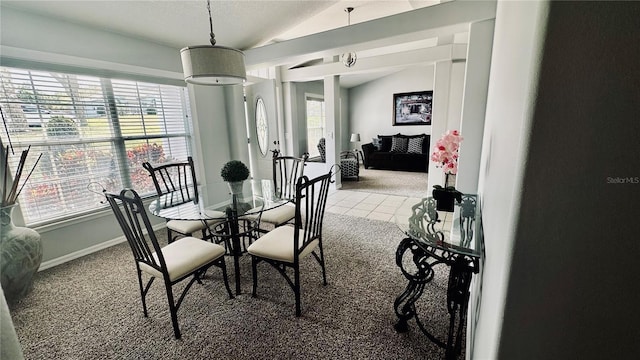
[220,160,249,182]
[220,160,250,195]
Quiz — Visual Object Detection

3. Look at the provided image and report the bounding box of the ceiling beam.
[244,0,496,69]
[281,44,467,83]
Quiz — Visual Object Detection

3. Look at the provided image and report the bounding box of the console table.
[393,194,482,359]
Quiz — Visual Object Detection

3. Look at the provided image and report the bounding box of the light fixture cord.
[207,0,216,46]
[345,7,354,26]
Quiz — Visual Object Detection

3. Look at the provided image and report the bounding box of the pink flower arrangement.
[430,130,463,175]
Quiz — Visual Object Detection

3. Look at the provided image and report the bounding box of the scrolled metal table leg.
[393,237,436,333]
[444,256,475,359]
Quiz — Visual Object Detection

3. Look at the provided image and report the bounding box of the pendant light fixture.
[341,7,357,68]
[180,0,246,85]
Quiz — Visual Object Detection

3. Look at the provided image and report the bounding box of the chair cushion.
[139,237,226,281]
[247,226,319,263]
[204,209,226,220]
[166,219,209,235]
[258,203,295,225]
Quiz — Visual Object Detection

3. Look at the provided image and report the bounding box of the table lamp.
[350,133,361,151]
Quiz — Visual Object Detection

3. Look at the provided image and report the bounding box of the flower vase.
[0,205,43,303]
[432,173,461,212]
[227,180,244,195]
[227,181,251,214]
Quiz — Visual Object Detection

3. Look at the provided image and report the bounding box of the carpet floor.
[9,213,460,360]
[340,168,430,198]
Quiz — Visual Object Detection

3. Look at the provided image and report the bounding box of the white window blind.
[0,66,192,225]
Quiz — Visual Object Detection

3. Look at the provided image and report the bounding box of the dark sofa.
[361,133,430,172]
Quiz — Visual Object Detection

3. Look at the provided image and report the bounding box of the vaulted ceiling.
[1,1,440,50]
[2,0,475,88]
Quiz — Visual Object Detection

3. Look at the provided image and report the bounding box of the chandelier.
[341,7,357,68]
[180,0,246,85]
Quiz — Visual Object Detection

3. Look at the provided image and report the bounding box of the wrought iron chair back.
[272,150,309,201]
[142,157,198,205]
[105,189,166,273]
[293,172,331,263]
[142,157,209,242]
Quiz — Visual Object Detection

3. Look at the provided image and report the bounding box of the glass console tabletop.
[394,194,481,259]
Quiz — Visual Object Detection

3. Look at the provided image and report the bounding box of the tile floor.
[326,189,423,223]
[326,189,456,232]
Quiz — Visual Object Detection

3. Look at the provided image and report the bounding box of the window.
[305,95,325,157]
[0,66,192,225]
[255,97,268,157]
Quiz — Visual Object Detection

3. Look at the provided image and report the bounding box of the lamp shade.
[180,45,246,85]
[350,133,361,142]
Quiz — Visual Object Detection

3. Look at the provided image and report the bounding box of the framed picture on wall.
[392,91,433,126]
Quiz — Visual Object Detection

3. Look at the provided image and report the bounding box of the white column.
[280,81,296,157]
[324,75,340,188]
[457,19,495,194]
[427,60,452,192]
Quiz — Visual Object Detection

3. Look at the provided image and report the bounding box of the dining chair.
[105,189,233,339]
[247,171,332,316]
[255,150,308,231]
[142,157,214,243]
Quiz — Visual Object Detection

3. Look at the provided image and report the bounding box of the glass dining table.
[148,179,290,295]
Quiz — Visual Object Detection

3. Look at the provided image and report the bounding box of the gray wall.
[474,1,640,358]
[0,6,182,79]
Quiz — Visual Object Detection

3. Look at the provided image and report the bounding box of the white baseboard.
[38,224,166,271]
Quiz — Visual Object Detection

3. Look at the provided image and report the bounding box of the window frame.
[305,93,325,158]
[0,65,193,227]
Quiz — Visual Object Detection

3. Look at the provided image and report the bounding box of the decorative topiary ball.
[220,160,250,182]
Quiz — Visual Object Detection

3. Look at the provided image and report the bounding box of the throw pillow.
[407,136,424,154]
[422,135,430,154]
[390,136,408,153]
[378,135,393,152]
[372,138,381,150]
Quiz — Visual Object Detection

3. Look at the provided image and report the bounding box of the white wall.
[472,1,548,358]
[349,65,435,145]
[475,1,640,358]
[456,19,494,195]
